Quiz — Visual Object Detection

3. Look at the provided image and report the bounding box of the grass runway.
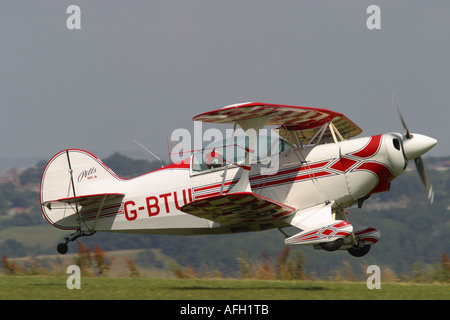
[0,276,448,300]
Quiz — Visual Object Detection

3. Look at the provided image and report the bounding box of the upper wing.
[193,102,362,143]
[181,192,296,226]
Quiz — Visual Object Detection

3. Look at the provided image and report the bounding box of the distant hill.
[0,153,449,279]
[0,157,43,171]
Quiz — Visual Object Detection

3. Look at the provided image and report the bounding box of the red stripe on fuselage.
[351,135,382,158]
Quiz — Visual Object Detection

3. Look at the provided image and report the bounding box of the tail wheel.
[57,243,69,255]
[55,229,96,255]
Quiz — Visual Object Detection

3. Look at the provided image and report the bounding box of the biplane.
[40,102,437,257]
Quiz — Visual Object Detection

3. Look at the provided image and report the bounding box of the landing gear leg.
[56,229,96,254]
[277,227,291,239]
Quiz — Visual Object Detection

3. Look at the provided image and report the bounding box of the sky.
[1,0,449,168]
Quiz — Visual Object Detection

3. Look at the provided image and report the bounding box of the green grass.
[0,276,447,300]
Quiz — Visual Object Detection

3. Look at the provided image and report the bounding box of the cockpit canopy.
[192,133,290,173]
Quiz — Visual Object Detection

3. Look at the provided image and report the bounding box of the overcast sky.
[1,1,449,167]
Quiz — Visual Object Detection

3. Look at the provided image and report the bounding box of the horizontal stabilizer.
[44,193,124,223]
[181,192,296,225]
[45,193,124,208]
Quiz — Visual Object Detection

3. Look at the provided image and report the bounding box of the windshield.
[192,134,289,173]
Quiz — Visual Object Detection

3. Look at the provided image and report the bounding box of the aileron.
[181,192,296,226]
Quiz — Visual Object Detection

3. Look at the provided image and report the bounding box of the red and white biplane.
[40,102,437,257]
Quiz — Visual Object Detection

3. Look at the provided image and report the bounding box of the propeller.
[414,157,434,203]
[394,98,412,139]
[393,97,437,203]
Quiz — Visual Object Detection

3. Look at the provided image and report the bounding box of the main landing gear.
[318,236,372,257]
[347,239,371,257]
[319,238,344,252]
[56,229,96,254]
[329,208,378,257]
[281,222,379,258]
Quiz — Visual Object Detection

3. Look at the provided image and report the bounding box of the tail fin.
[40,149,123,229]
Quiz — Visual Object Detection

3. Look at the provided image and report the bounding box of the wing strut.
[220,123,237,195]
[306,122,329,146]
[285,127,330,205]
[329,122,344,143]
[228,115,270,194]
[90,194,107,232]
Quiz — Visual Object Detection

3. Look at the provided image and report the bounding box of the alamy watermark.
[66,265,81,289]
[170,122,281,175]
[366,265,381,289]
[66,4,380,31]
[65,263,381,290]
[65,5,380,31]
[66,5,81,30]
[367,5,381,30]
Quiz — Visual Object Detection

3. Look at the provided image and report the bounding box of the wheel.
[348,244,371,257]
[319,238,343,251]
[57,243,68,255]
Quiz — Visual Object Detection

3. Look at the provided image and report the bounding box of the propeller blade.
[393,96,435,203]
[414,157,434,204]
[393,97,412,139]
